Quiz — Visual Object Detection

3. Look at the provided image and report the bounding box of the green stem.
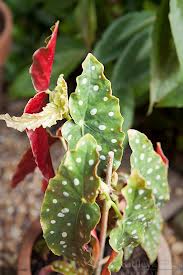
[95,151,114,275]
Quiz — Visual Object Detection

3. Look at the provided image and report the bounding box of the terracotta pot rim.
[17,219,172,275]
[0,1,12,65]
[0,1,12,39]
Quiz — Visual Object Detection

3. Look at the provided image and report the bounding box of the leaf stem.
[95,151,114,275]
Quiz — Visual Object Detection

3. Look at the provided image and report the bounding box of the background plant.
[4,0,183,165]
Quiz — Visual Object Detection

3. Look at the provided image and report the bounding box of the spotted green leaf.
[52,260,89,275]
[109,170,157,260]
[0,75,69,132]
[128,129,169,206]
[41,134,101,266]
[142,210,163,263]
[64,53,124,173]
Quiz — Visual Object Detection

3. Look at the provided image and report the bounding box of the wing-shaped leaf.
[41,134,101,266]
[30,21,59,92]
[0,75,68,131]
[169,0,183,70]
[149,0,182,112]
[128,129,169,206]
[109,170,157,258]
[94,11,155,63]
[64,53,124,173]
[141,210,163,263]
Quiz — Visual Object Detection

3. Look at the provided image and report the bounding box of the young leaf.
[128,129,169,206]
[64,53,124,173]
[141,210,163,263]
[41,134,101,266]
[52,260,88,275]
[0,75,68,131]
[109,170,157,261]
[30,21,59,92]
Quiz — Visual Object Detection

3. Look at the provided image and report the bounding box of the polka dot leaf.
[109,170,158,264]
[141,209,163,263]
[128,129,170,206]
[52,260,89,275]
[41,134,101,267]
[63,53,124,174]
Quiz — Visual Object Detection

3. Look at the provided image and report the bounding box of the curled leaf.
[156,142,169,166]
[30,21,59,92]
[0,76,68,132]
[41,134,101,266]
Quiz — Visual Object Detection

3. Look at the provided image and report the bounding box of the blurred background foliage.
[4,0,183,170]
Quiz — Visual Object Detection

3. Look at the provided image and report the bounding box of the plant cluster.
[1,23,170,274]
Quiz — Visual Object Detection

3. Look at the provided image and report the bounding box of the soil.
[0,10,5,34]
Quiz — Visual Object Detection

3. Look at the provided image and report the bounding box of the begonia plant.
[0,22,170,275]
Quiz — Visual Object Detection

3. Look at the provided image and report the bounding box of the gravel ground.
[0,119,183,274]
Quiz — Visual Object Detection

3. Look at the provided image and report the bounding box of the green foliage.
[75,0,97,49]
[149,0,183,111]
[169,0,183,70]
[94,11,155,64]
[63,53,124,173]
[128,129,169,206]
[41,134,100,265]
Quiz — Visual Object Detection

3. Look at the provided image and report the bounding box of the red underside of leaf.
[156,142,169,166]
[102,250,118,275]
[11,147,36,188]
[29,21,59,92]
[91,229,100,267]
[10,92,55,191]
[11,132,57,189]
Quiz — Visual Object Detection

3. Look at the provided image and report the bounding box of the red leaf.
[24,91,55,188]
[156,142,169,166]
[24,91,48,113]
[11,133,57,189]
[11,147,37,188]
[91,229,100,267]
[30,21,59,92]
[102,250,118,275]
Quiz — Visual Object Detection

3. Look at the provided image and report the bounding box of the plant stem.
[95,151,114,275]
